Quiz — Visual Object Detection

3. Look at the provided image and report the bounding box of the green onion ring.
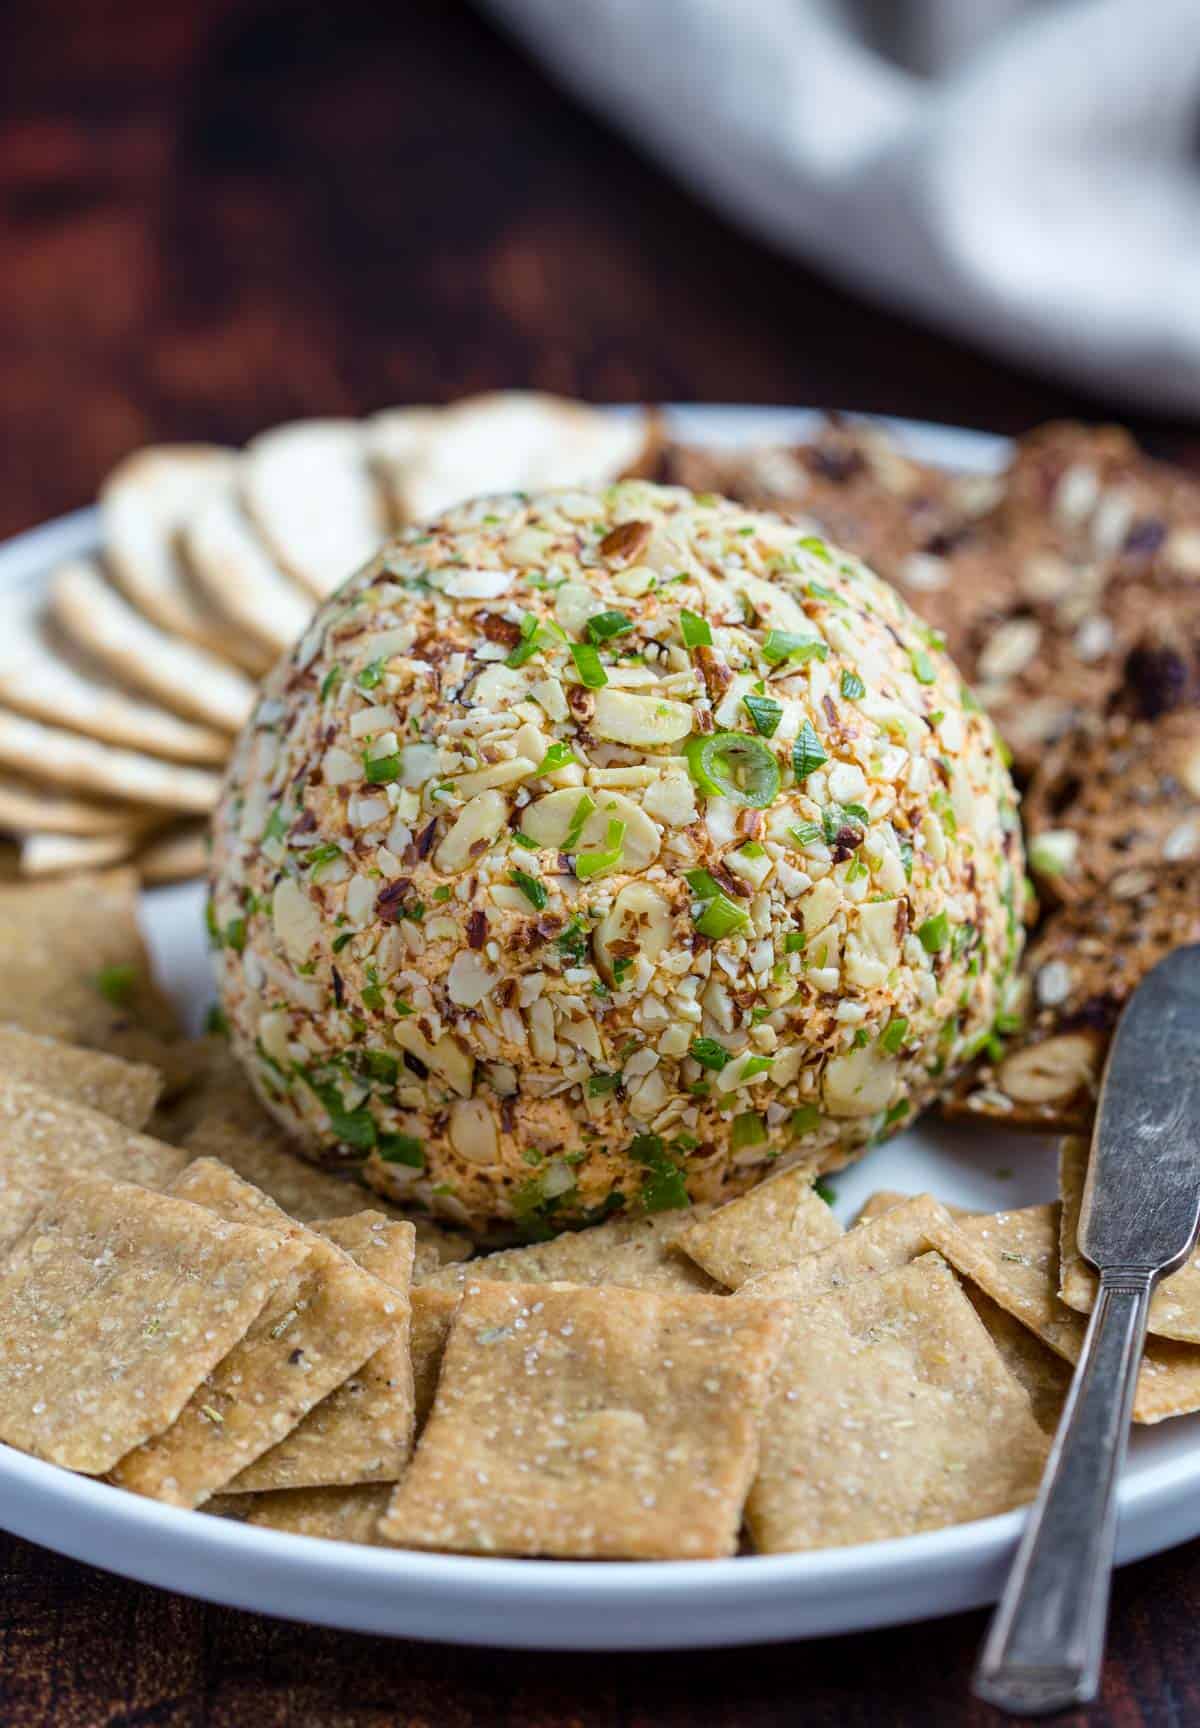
[684,732,781,809]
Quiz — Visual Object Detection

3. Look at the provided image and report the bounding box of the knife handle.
[973,1269,1154,1717]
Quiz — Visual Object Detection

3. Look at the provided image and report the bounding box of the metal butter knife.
[975,943,1200,1717]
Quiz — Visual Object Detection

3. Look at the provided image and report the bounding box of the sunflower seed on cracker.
[229,1211,415,1492]
[0,707,221,814]
[49,558,255,733]
[0,1170,305,1473]
[0,589,228,765]
[420,1208,718,1295]
[181,492,314,660]
[920,1202,1200,1423]
[241,420,389,599]
[0,1025,161,1128]
[945,868,1200,1134]
[240,1483,392,1544]
[674,1162,841,1290]
[743,1253,1048,1552]
[378,1280,786,1559]
[112,1160,400,1506]
[99,444,260,666]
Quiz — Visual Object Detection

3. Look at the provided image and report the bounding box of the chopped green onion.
[840,669,866,700]
[306,842,342,874]
[784,930,806,953]
[740,1055,773,1078]
[94,963,138,1007]
[263,804,289,845]
[730,1110,767,1150]
[641,1165,690,1213]
[899,839,914,881]
[788,821,823,848]
[684,732,781,808]
[357,659,385,690]
[879,1016,908,1054]
[791,720,827,782]
[918,911,951,953]
[363,1049,399,1084]
[762,630,829,666]
[331,931,355,954]
[564,793,597,851]
[570,642,608,689]
[587,1071,621,1096]
[743,693,782,737]
[510,869,547,910]
[512,832,538,851]
[363,751,402,784]
[814,1177,836,1205]
[694,892,750,940]
[557,920,588,966]
[575,818,626,880]
[690,1037,731,1071]
[585,609,634,645]
[798,536,831,562]
[790,1104,821,1136]
[319,665,343,701]
[377,1133,424,1168]
[680,609,712,649]
[910,648,936,685]
[505,613,543,670]
[685,868,722,899]
[536,742,577,775]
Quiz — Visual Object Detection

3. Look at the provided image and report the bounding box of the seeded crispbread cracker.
[0,1171,304,1473]
[0,869,180,1062]
[420,1208,719,1295]
[379,1280,786,1559]
[744,1252,1048,1553]
[963,1286,1071,1434]
[920,1202,1200,1423]
[674,1163,841,1289]
[0,590,228,766]
[854,1187,973,1225]
[240,1483,392,1544]
[410,1286,458,1431]
[49,558,255,734]
[98,444,261,668]
[181,492,315,660]
[1024,708,1200,907]
[112,1160,401,1506]
[241,420,389,599]
[0,1078,188,1252]
[19,829,142,878]
[365,406,442,525]
[944,869,1200,1135]
[1059,1137,1200,1343]
[0,1025,162,1128]
[740,1193,944,1306]
[135,823,208,885]
[229,1211,415,1491]
[0,774,145,840]
[170,1040,469,1271]
[0,706,222,815]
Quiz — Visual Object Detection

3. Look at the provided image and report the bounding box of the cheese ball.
[210,481,1024,1235]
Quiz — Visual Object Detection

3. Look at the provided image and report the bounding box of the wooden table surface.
[2,3,1198,1722]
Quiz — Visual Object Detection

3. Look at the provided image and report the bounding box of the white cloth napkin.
[483,0,1200,413]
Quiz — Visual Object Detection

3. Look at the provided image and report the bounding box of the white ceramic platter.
[0,406,1195,1650]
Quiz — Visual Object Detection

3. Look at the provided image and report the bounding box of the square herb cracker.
[744,1253,1048,1553]
[379,1281,787,1559]
[741,1194,946,1306]
[0,1078,189,1253]
[0,1025,162,1128]
[0,1171,304,1473]
[674,1164,841,1290]
[229,1211,416,1491]
[241,1483,392,1544]
[410,1286,459,1431]
[111,1161,400,1506]
[1058,1138,1200,1342]
[0,870,180,1064]
[421,1208,718,1295]
[921,1202,1200,1424]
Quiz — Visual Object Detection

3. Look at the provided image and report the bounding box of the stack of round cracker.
[1,396,653,883]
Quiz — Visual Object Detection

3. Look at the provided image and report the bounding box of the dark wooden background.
[2,2,1198,1722]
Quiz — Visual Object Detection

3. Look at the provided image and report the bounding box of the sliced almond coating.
[744,1253,1047,1552]
[379,1281,787,1559]
[49,558,255,733]
[241,420,388,598]
[921,1201,1200,1423]
[0,1025,161,1128]
[240,1483,392,1544]
[229,1211,415,1491]
[0,1171,304,1473]
[112,1160,400,1506]
[182,492,314,658]
[0,869,181,1065]
[0,1076,187,1251]
[0,707,221,815]
[136,822,208,884]
[420,1207,718,1294]
[393,393,652,523]
[99,444,258,665]
[1059,1137,1200,1342]
[19,829,143,877]
[674,1164,841,1290]
[0,774,142,839]
[0,588,228,765]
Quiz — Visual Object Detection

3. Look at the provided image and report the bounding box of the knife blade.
[975,943,1200,1717]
